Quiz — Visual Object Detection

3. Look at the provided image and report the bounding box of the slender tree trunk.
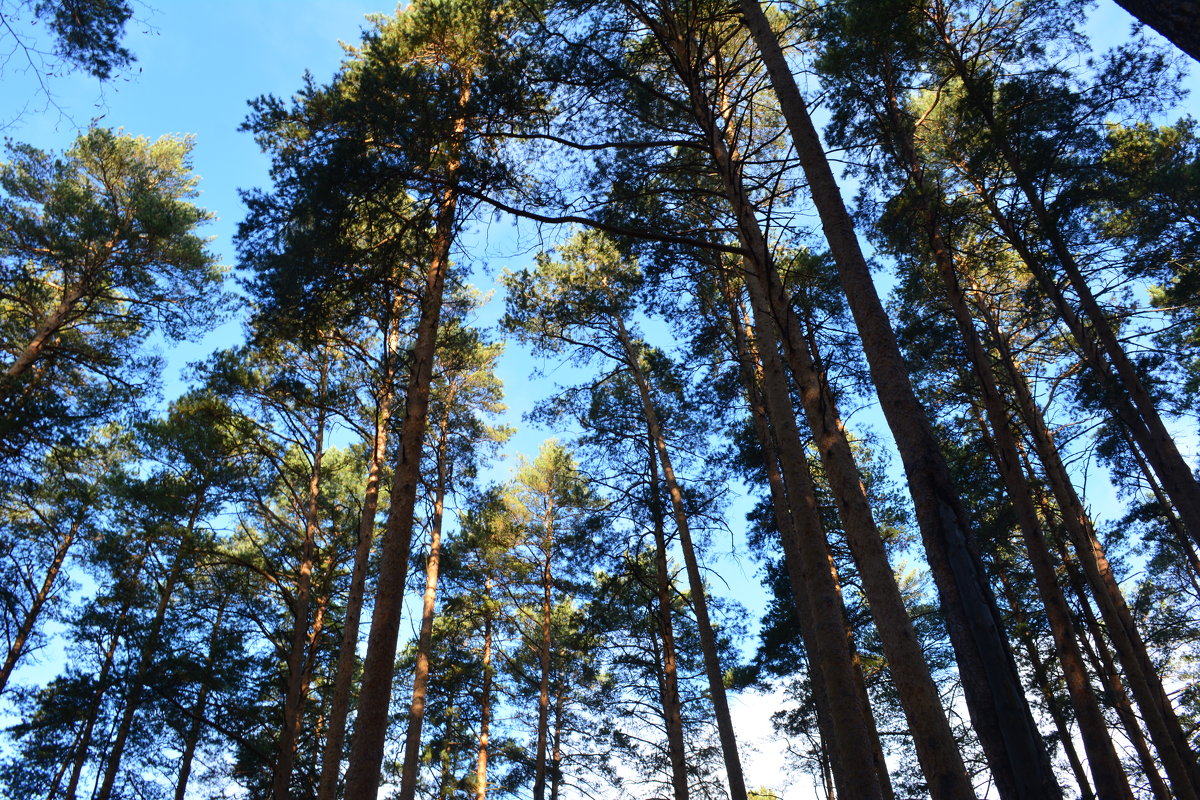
[95,506,202,800]
[475,579,494,800]
[397,421,451,800]
[550,675,565,800]
[646,446,690,800]
[995,567,1096,800]
[273,355,330,800]
[0,516,80,695]
[616,318,748,800]
[174,600,228,800]
[61,592,136,800]
[737,6,1060,797]
[930,27,1200,546]
[532,492,557,800]
[315,323,398,800]
[639,13,889,791]
[341,87,467,800]
[977,291,1200,800]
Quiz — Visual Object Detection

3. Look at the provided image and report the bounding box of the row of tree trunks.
[973,290,1200,800]
[645,446,690,800]
[735,5,1061,797]
[926,12,1200,551]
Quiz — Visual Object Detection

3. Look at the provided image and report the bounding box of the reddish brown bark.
[396,413,451,800]
[315,324,398,800]
[340,88,466,799]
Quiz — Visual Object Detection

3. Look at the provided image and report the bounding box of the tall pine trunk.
[646,446,690,800]
[616,317,748,800]
[341,86,467,799]
[736,6,1060,796]
[396,415,452,800]
[475,578,494,800]
[315,319,399,800]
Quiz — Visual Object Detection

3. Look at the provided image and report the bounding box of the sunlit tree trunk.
[316,320,399,800]
[341,87,467,799]
[397,413,452,800]
[475,578,494,800]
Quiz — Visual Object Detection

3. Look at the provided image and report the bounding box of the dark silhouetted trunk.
[736,6,1060,796]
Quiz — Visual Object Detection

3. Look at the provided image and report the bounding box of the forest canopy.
[0,2,1198,800]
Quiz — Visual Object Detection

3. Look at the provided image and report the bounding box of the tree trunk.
[95,507,202,800]
[735,264,888,799]
[533,494,557,800]
[1111,0,1200,61]
[977,290,1200,800]
[315,320,398,800]
[273,354,330,800]
[174,599,228,800]
[646,463,690,800]
[616,317,749,800]
[0,515,80,696]
[736,6,1060,797]
[475,579,494,800]
[4,286,83,383]
[341,86,467,800]
[397,418,451,800]
[713,266,849,798]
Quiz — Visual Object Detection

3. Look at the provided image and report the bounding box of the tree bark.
[646,445,690,800]
[736,6,1060,797]
[616,317,749,800]
[341,85,467,800]
[397,415,451,800]
[315,322,398,800]
[532,494,557,800]
[0,515,80,696]
[475,578,494,800]
[1111,0,1200,61]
